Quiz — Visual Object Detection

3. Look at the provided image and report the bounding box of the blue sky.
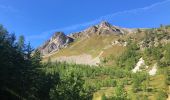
[0,0,170,48]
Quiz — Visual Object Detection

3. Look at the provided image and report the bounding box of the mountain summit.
[69,21,128,39]
[99,21,112,27]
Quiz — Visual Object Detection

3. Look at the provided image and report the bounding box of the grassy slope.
[43,35,126,62]
[43,31,146,63]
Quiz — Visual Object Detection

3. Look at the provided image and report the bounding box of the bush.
[101,94,107,100]
[111,83,128,100]
[49,71,85,100]
[132,73,147,92]
[156,90,168,100]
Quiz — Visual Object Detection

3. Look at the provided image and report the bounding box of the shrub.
[156,90,168,100]
[101,94,107,100]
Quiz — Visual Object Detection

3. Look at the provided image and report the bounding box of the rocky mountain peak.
[53,32,64,37]
[97,21,126,35]
[69,21,129,39]
[51,32,65,40]
[98,21,112,28]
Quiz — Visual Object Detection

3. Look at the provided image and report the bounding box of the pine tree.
[31,49,41,67]
[17,35,25,51]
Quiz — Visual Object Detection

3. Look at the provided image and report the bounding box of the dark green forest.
[0,25,92,100]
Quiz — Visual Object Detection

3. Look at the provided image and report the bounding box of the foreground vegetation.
[43,61,169,100]
[0,24,170,100]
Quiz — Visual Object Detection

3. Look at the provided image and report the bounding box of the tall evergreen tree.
[17,35,25,52]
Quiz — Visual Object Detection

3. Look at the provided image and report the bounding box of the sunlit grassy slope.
[43,32,146,64]
[43,35,124,62]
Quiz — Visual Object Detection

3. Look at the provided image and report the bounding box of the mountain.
[38,21,133,54]
[38,21,137,65]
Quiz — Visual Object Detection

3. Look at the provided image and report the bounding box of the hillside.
[39,21,139,65]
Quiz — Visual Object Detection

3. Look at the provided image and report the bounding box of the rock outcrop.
[132,58,157,76]
[149,63,157,76]
[132,58,148,73]
[111,39,127,47]
[38,32,73,55]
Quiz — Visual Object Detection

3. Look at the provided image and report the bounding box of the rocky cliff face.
[38,32,73,55]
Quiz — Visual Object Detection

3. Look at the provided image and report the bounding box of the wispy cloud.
[0,4,18,13]
[28,0,170,40]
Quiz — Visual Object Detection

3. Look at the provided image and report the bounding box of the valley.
[1,22,170,100]
[1,0,170,100]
